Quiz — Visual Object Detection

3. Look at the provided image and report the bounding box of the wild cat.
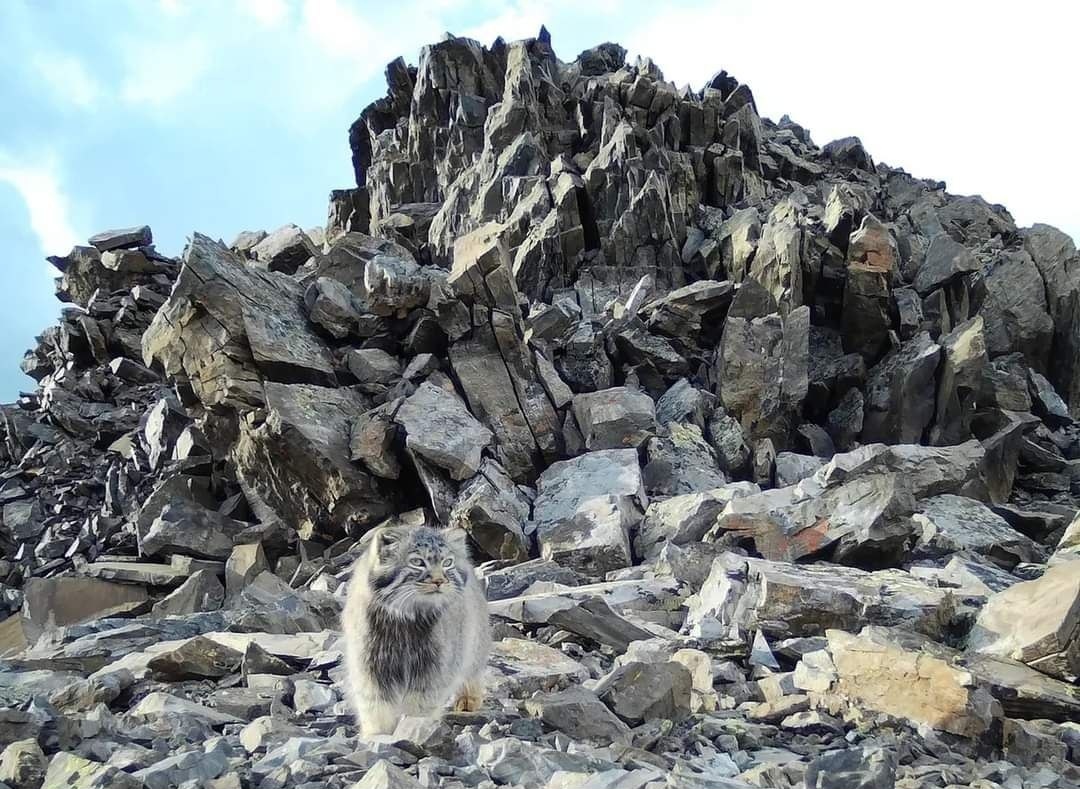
[341,524,491,737]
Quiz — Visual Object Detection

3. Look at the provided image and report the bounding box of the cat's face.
[365,525,471,616]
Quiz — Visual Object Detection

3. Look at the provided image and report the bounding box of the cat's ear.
[359,526,402,559]
[443,527,468,551]
[375,527,405,558]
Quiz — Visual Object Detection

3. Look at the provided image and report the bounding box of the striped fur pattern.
[341,524,490,736]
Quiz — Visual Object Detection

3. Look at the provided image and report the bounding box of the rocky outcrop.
[2,27,1079,789]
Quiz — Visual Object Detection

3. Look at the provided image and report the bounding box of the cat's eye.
[409,557,425,568]
[442,557,455,568]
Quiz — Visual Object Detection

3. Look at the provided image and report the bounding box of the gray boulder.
[144,234,337,409]
[251,224,319,274]
[913,494,1044,569]
[531,450,646,574]
[913,233,981,295]
[449,458,531,561]
[642,423,727,496]
[523,687,631,745]
[572,386,656,451]
[594,661,693,725]
[231,382,392,538]
[862,332,941,444]
[395,382,493,480]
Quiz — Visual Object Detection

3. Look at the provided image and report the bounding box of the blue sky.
[1,0,1077,401]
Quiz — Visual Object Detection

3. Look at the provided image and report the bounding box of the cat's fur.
[341,524,490,736]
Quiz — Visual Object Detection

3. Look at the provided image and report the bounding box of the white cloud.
[32,53,103,109]
[239,0,290,27]
[120,36,211,107]
[461,1,551,45]
[158,0,187,15]
[301,0,376,58]
[0,155,80,259]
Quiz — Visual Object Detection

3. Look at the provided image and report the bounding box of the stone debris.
[2,27,1079,789]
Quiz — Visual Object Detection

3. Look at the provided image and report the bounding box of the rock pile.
[2,27,1080,789]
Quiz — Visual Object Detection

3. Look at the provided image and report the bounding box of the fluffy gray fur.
[341,524,490,736]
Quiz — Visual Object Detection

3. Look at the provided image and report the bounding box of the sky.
[1,0,1077,402]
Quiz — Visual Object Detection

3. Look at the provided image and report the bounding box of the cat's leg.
[357,696,400,737]
[452,675,484,712]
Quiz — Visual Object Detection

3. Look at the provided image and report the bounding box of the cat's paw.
[453,683,483,712]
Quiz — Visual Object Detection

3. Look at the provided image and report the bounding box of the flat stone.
[476,738,613,788]
[909,554,1020,597]
[980,249,1054,369]
[962,652,1080,722]
[108,356,159,384]
[481,559,588,601]
[968,561,1080,682]
[140,500,248,560]
[1003,718,1070,769]
[133,741,230,789]
[913,494,1043,569]
[224,543,269,598]
[292,679,338,715]
[774,452,825,487]
[84,561,189,587]
[746,694,810,723]
[353,759,425,788]
[239,716,306,754]
[0,738,47,789]
[861,332,941,444]
[828,627,1000,738]
[687,552,976,642]
[814,439,987,499]
[717,306,809,444]
[349,404,402,479]
[303,276,365,339]
[800,422,839,458]
[128,691,242,726]
[450,314,558,483]
[642,423,728,496]
[706,407,750,474]
[914,233,981,295]
[931,315,989,445]
[655,378,715,430]
[365,254,430,317]
[147,635,243,680]
[22,576,148,629]
[524,687,631,745]
[40,752,142,789]
[488,638,590,698]
[842,215,896,359]
[88,225,152,251]
[489,577,682,628]
[710,471,917,566]
[545,596,656,652]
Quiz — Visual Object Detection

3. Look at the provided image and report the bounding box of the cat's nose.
[430,575,447,587]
